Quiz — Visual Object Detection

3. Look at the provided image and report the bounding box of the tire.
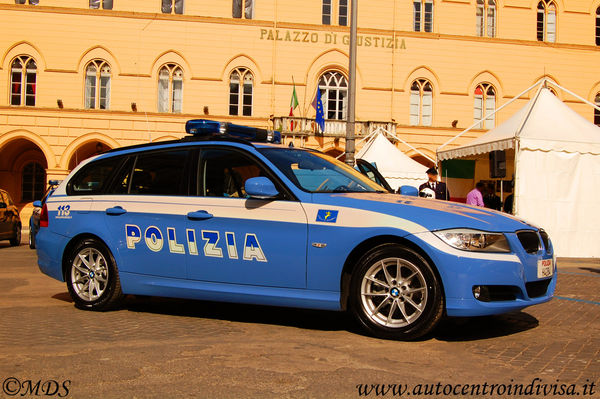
[349,243,444,340]
[29,230,35,249]
[65,238,124,311]
[9,225,21,246]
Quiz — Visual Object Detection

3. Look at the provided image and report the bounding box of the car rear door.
[184,146,308,289]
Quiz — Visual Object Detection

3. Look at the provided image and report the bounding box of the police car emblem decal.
[316,210,338,223]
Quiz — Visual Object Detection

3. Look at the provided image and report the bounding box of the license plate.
[537,259,553,278]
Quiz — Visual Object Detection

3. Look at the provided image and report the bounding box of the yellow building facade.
[1,0,600,209]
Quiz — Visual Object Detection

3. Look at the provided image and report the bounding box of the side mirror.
[33,200,42,208]
[0,202,6,209]
[245,177,280,199]
[398,185,418,197]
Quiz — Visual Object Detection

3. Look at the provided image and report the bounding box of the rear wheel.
[65,238,124,310]
[9,225,21,246]
[29,230,35,249]
[349,244,444,340]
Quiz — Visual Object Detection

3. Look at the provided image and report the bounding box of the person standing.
[419,167,450,200]
[483,183,501,210]
[466,182,485,207]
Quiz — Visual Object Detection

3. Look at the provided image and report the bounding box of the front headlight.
[433,229,511,253]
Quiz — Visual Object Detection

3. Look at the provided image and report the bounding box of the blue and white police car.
[36,120,556,340]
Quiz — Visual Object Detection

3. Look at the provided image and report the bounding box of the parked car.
[0,189,21,246]
[29,180,60,249]
[35,119,556,340]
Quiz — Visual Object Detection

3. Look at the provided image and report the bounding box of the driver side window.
[199,149,263,198]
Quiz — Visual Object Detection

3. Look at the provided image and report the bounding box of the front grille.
[517,231,541,253]
[539,230,550,252]
[526,279,551,298]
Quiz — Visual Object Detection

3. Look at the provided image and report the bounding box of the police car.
[35,120,556,340]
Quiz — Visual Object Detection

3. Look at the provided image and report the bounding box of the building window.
[595,93,600,126]
[162,0,183,14]
[476,0,496,37]
[339,0,348,26]
[410,79,433,126]
[10,56,36,107]
[21,162,46,202]
[158,64,183,113]
[414,0,433,32]
[229,68,253,116]
[537,1,556,42]
[89,0,113,9]
[596,7,600,45]
[474,83,496,129]
[318,71,348,120]
[84,60,111,110]
[322,0,331,24]
[233,0,254,19]
[15,0,39,4]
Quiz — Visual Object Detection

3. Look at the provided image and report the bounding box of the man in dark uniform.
[419,167,451,200]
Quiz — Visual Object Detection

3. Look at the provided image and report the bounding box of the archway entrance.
[68,141,111,171]
[0,138,48,205]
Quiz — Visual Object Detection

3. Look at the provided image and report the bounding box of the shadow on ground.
[433,312,539,342]
[52,291,539,341]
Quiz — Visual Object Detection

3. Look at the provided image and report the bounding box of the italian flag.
[289,83,299,130]
[441,159,475,203]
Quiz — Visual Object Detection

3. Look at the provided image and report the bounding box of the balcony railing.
[273,117,396,137]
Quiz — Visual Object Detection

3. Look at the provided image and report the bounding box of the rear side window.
[128,149,191,196]
[109,149,192,196]
[67,157,122,195]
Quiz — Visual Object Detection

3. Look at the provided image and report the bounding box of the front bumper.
[410,231,556,317]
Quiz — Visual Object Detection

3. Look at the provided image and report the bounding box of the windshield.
[259,148,385,193]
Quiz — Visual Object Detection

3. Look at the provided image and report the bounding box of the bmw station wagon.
[36,120,556,340]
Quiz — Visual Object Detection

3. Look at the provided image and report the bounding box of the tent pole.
[437,78,546,153]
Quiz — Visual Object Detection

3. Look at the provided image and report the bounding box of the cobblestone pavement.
[0,241,598,398]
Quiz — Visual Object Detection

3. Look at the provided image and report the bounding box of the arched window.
[158,64,183,113]
[318,71,348,120]
[10,55,36,106]
[476,0,496,37]
[596,7,600,45]
[595,93,600,126]
[229,68,253,116]
[232,0,253,18]
[84,60,111,110]
[474,83,496,129]
[537,1,556,42]
[89,0,113,9]
[413,0,433,32]
[410,79,433,126]
[162,0,183,14]
[21,162,46,202]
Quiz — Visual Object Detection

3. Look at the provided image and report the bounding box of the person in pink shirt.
[466,182,485,207]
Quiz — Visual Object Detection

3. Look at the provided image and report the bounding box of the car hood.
[310,192,537,233]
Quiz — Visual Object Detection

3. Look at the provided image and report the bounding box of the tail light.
[40,203,49,228]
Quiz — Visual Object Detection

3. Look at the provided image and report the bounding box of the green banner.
[441,159,475,179]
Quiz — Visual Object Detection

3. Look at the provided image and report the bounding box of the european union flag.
[312,89,325,133]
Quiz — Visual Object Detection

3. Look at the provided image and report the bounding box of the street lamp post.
[345,0,357,166]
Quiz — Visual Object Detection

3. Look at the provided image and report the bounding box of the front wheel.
[349,244,444,340]
[65,238,124,310]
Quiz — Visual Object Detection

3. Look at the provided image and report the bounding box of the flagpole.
[345,0,357,166]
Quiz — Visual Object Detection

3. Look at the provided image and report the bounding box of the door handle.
[106,206,127,216]
[187,210,214,220]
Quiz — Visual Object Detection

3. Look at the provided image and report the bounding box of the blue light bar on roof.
[185,119,281,144]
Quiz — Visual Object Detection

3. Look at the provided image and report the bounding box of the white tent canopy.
[356,131,426,190]
[438,85,600,257]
